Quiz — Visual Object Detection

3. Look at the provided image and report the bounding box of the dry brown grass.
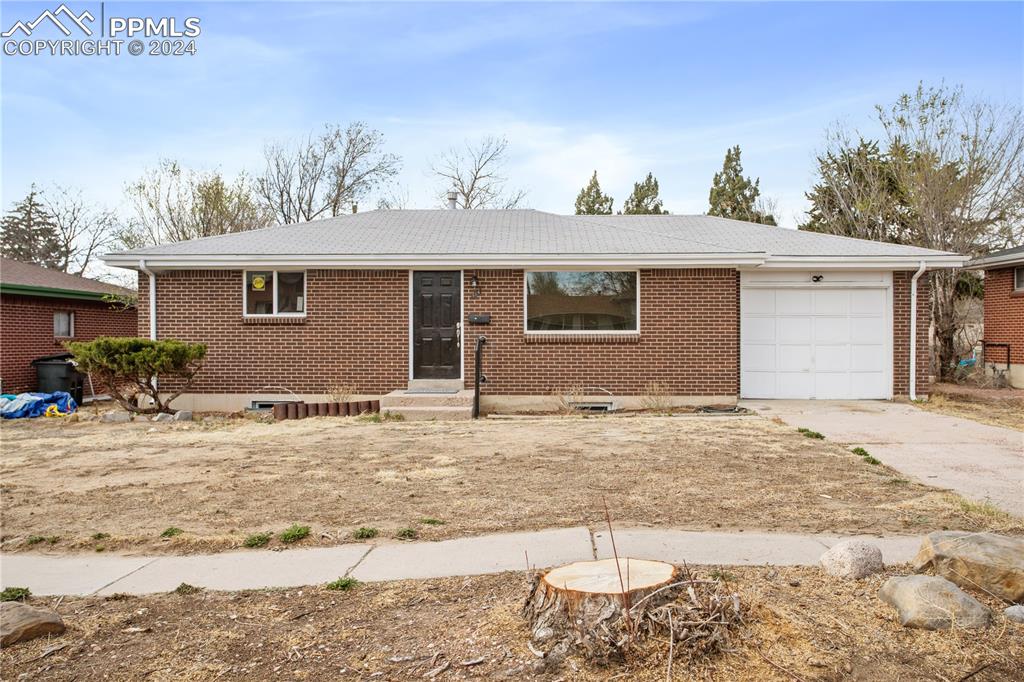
[1,414,1018,555]
[917,391,1024,432]
[1,566,1021,681]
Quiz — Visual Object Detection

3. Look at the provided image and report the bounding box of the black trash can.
[31,353,84,405]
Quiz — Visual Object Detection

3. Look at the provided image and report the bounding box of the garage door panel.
[851,289,886,314]
[815,373,851,399]
[850,372,887,397]
[814,317,850,343]
[741,372,776,398]
[742,344,776,371]
[741,278,890,400]
[742,289,775,314]
[850,345,885,371]
[813,290,849,314]
[741,316,775,343]
[776,290,812,315]
[850,317,886,343]
[777,318,812,342]
[816,346,850,371]
[777,345,812,371]
[775,373,813,399]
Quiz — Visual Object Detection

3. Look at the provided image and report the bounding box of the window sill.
[524,333,640,344]
[1010,290,1024,298]
[242,316,307,325]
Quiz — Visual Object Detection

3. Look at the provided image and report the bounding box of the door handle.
[456,321,462,348]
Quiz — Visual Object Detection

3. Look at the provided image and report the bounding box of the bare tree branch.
[257,122,401,224]
[44,186,118,275]
[431,136,527,209]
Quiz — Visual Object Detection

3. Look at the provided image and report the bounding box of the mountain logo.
[2,4,95,38]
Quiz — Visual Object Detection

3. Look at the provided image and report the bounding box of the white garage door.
[740,273,891,399]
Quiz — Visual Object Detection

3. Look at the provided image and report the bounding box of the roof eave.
[966,252,1024,270]
[757,255,967,270]
[102,252,771,270]
[0,282,129,301]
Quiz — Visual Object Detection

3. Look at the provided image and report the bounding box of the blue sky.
[2,1,1022,230]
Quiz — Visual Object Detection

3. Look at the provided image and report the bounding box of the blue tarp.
[0,391,78,419]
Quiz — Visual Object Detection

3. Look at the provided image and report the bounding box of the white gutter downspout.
[909,260,927,401]
[139,259,157,340]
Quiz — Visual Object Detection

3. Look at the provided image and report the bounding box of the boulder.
[878,575,990,630]
[820,539,884,579]
[101,411,131,423]
[152,412,173,422]
[0,602,66,646]
[173,410,193,422]
[914,531,1024,602]
[1005,605,1024,624]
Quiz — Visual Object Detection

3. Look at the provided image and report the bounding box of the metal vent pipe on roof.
[447,191,458,210]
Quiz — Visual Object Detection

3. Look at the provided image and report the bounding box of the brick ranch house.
[102,210,964,414]
[1,257,138,394]
[968,245,1024,388]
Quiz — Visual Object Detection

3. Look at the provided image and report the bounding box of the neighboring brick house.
[0,258,138,394]
[103,210,963,414]
[969,245,1024,388]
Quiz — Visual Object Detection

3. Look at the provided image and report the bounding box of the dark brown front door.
[412,271,461,379]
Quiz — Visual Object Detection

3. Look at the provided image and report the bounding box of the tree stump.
[523,558,680,663]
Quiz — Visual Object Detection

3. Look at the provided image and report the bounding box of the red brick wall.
[982,266,1023,364]
[138,270,408,394]
[136,267,931,399]
[463,269,740,396]
[892,271,931,397]
[0,293,138,393]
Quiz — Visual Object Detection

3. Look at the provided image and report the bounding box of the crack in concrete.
[89,557,160,596]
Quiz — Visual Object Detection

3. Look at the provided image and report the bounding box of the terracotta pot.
[328,402,339,417]
[296,403,308,419]
[358,400,371,414]
[286,403,298,420]
[339,402,350,417]
[370,399,381,413]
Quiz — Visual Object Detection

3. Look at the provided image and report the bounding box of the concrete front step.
[380,389,474,408]
[383,405,473,421]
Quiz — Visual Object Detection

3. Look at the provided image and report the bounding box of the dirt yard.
[2,565,1021,681]
[918,383,1024,431]
[2,413,1018,555]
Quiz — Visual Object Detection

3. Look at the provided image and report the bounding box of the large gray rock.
[1005,605,1024,624]
[820,539,884,579]
[101,411,131,423]
[878,575,990,630]
[914,531,1024,602]
[0,601,66,646]
[173,410,193,422]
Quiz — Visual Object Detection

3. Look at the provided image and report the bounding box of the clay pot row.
[272,400,380,421]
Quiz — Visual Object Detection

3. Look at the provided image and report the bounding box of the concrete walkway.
[0,527,923,596]
[742,400,1024,516]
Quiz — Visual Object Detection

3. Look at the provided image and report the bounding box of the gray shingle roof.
[968,244,1024,269]
[105,209,960,262]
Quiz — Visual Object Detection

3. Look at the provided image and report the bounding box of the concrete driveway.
[740,400,1024,517]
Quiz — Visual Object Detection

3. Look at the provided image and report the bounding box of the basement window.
[525,271,638,332]
[53,311,74,338]
[244,271,306,317]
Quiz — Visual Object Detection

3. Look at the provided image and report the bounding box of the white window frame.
[523,270,640,334]
[242,269,308,318]
[1015,266,1024,292]
[53,310,75,338]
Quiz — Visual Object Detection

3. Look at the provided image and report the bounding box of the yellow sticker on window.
[251,275,266,291]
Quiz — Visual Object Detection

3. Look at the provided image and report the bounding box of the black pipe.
[473,335,487,418]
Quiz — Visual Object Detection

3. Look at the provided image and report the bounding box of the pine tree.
[1,186,62,267]
[574,171,614,214]
[621,172,666,215]
[707,146,777,225]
